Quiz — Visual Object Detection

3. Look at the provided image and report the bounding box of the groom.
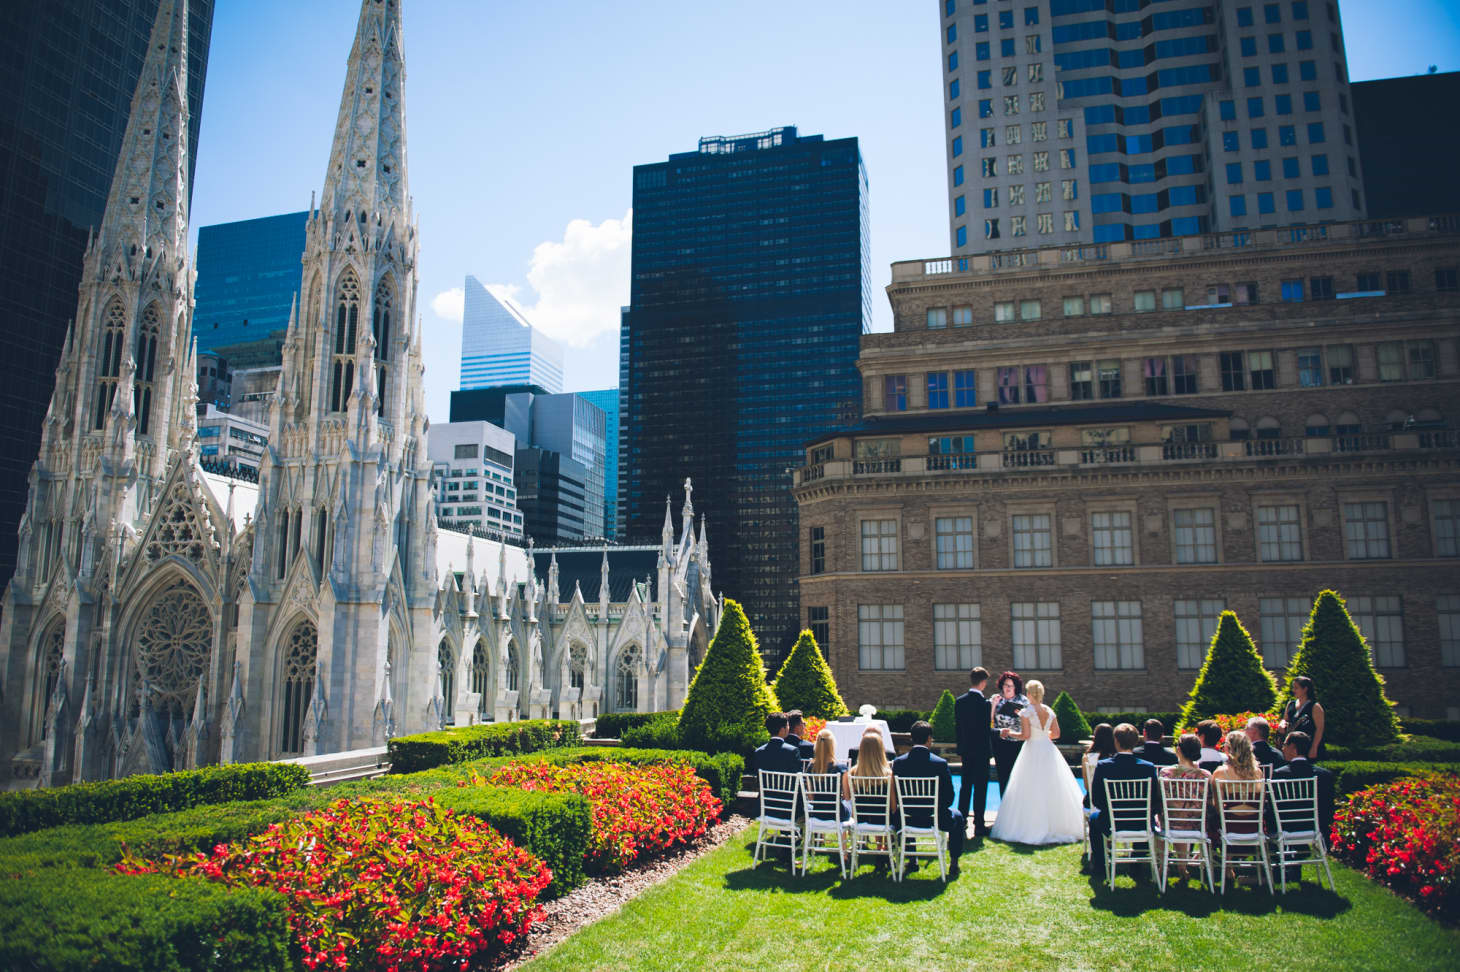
[954,666,992,837]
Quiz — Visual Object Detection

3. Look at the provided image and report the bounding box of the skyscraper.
[939,0,1365,254]
[622,126,869,657]
[1351,72,1460,220]
[578,388,619,540]
[192,211,308,355]
[0,0,214,589]
[458,275,564,393]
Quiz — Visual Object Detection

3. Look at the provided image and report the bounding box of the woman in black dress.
[1278,675,1326,759]
[991,670,1028,796]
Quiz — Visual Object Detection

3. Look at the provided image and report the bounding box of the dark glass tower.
[622,127,869,659]
[192,211,309,355]
[0,0,214,587]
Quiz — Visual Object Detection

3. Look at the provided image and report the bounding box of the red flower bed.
[803,716,828,741]
[1330,774,1460,920]
[118,798,551,971]
[1185,712,1282,746]
[488,761,721,872]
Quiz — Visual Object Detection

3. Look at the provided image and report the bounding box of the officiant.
[991,671,1027,793]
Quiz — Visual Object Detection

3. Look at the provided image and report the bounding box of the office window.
[1092,511,1134,566]
[1276,93,1293,115]
[1061,178,1077,200]
[1018,300,1041,321]
[1220,99,1236,120]
[953,165,965,186]
[1223,131,1240,153]
[1060,148,1075,169]
[858,604,905,670]
[1387,270,1411,294]
[1273,63,1290,84]
[1220,351,1246,391]
[1029,63,1044,84]
[935,516,976,569]
[1249,350,1276,389]
[980,98,993,117]
[983,156,999,177]
[1292,0,1308,18]
[1025,6,1039,25]
[1282,278,1304,302]
[999,9,1013,28]
[1031,150,1048,171]
[1093,601,1144,670]
[1005,95,1020,115]
[1311,275,1334,300]
[1012,514,1053,568]
[1282,156,1300,178]
[1257,505,1303,562]
[1377,342,1404,382]
[1064,210,1079,232]
[1161,289,1184,310]
[1343,502,1391,559]
[1144,357,1169,396]
[1175,599,1226,669]
[1026,34,1042,54]
[1265,3,1282,22]
[1033,121,1048,141]
[1098,359,1121,398]
[1286,188,1304,212]
[955,195,966,216]
[1258,192,1275,213]
[1134,290,1157,312]
[952,135,963,157]
[950,78,960,100]
[949,50,959,71]
[1439,596,1460,667]
[1058,118,1074,138]
[1248,97,1265,118]
[956,225,968,247]
[953,305,974,326]
[860,519,898,571]
[1280,124,1296,145]
[1011,602,1061,669]
[1260,596,1309,666]
[1436,267,1458,291]
[1002,66,1018,88]
[927,371,950,409]
[1269,32,1285,53]
[808,605,829,652]
[1227,162,1244,185]
[1037,212,1054,233]
[994,301,1016,322]
[1238,6,1255,26]
[985,218,1000,240]
[984,187,999,208]
[809,526,826,575]
[947,23,957,43]
[1241,36,1257,56]
[1008,155,1024,174]
[927,308,948,330]
[1005,124,1022,146]
[1032,91,1048,112]
[1069,361,1093,400]
[1245,68,1262,88]
[1297,347,1323,386]
[980,127,997,148]
[934,603,982,670]
[1356,270,1382,291]
[954,369,977,406]
[1063,296,1085,317]
[1173,355,1198,395]
[978,70,992,90]
[1173,508,1218,564]
[1349,596,1405,668]
[1433,499,1459,557]
[1230,194,1247,217]
[1304,90,1321,111]
[1311,152,1329,176]
[1409,340,1436,379]
[1308,121,1325,143]
[1010,184,1026,205]
[883,374,907,411]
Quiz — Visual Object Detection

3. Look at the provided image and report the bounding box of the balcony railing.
[853,458,902,474]
[1003,448,1056,468]
[927,453,979,471]
[1162,441,1219,461]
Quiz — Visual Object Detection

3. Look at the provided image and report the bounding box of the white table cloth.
[823,718,895,759]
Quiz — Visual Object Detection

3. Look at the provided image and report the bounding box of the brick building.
[794,215,1460,718]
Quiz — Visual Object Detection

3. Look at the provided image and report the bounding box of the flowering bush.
[802,716,828,741]
[1200,712,1283,746]
[118,798,551,971]
[1330,774,1460,919]
[488,761,721,872]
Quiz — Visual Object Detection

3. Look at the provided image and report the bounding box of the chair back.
[849,774,892,825]
[1103,777,1153,832]
[1157,774,1209,835]
[758,770,801,822]
[1215,776,1267,836]
[894,775,940,830]
[1267,776,1320,834]
[801,772,845,822]
[1260,762,1274,779]
[801,758,814,773]
[1081,754,1098,794]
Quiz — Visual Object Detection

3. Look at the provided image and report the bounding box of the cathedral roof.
[436,528,532,592]
[198,467,259,531]
[531,546,660,603]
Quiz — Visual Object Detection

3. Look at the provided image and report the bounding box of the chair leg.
[1219,843,1227,894]
[1278,844,1287,894]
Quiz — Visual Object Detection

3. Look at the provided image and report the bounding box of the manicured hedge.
[387,719,581,774]
[876,709,932,733]
[1325,760,1460,796]
[1082,712,1181,733]
[620,713,686,750]
[0,762,310,839]
[1327,735,1460,764]
[432,786,592,898]
[1401,718,1460,742]
[594,711,678,739]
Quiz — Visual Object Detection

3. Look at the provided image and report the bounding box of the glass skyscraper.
[622,127,869,658]
[192,211,308,355]
[458,275,564,393]
[0,0,214,587]
[578,388,620,540]
[940,0,1364,254]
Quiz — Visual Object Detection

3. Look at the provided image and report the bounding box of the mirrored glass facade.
[192,211,308,355]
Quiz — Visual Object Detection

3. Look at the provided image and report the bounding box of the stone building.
[795,218,1460,717]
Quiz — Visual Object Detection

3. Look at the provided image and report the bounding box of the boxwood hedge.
[593,711,678,739]
[387,719,581,774]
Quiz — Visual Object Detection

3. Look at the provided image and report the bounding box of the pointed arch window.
[569,642,587,691]
[329,271,360,411]
[95,299,126,428]
[133,304,160,435]
[132,579,212,723]
[279,620,318,754]
[372,278,392,416]
[34,622,65,742]
[313,507,329,574]
[615,645,640,712]
[438,640,455,726]
[506,642,520,693]
[471,642,491,721]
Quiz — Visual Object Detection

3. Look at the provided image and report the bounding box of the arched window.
[279,620,318,754]
[438,640,455,726]
[1255,416,1281,439]
[1335,411,1362,434]
[505,642,519,692]
[328,270,360,412]
[569,642,586,690]
[372,278,391,416]
[1228,417,1250,441]
[313,507,329,574]
[133,304,160,435]
[471,642,491,721]
[35,622,64,742]
[1386,409,1410,431]
[1305,413,1330,437]
[132,580,212,722]
[615,645,640,712]
[94,298,126,428]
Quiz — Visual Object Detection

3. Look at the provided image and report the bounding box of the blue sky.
[189,0,1460,422]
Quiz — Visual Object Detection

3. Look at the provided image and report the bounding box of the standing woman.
[1278,675,1326,759]
[991,670,1028,798]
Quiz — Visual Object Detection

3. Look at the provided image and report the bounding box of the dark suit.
[753,737,803,778]
[954,688,992,832]
[1270,758,1336,883]
[785,733,816,761]
[1251,740,1288,770]
[891,746,965,859]
[1134,741,1177,766]
[1088,752,1158,876]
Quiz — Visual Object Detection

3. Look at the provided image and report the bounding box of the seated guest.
[784,710,816,761]
[1245,716,1288,770]
[1088,723,1158,878]
[1135,719,1177,766]
[753,712,803,777]
[1196,720,1228,773]
[891,721,966,876]
[1158,735,1211,881]
[808,728,853,822]
[849,729,896,825]
[1269,730,1335,886]
[1082,723,1117,804]
[1211,731,1265,885]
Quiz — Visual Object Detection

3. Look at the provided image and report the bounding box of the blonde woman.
[1212,730,1265,884]
[809,727,853,821]
[850,729,895,826]
[989,680,1085,844]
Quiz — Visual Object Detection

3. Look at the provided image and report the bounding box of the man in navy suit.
[1245,717,1288,771]
[1088,723,1158,878]
[892,721,966,876]
[784,710,816,761]
[954,667,993,836]
[1134,719,1177,766]
[752,712,803,777]
[1269,730,1336,884]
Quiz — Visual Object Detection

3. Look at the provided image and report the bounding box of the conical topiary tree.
[1282,590,1401,748]
[1051,691,1092,741]
[930,689,958,743]
[1180,610,1278,729]
[677,599,780,753]
[772,630,849,720]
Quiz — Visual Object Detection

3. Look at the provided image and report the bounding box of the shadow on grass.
[723,837,952,900]
[1085,873,1352,920]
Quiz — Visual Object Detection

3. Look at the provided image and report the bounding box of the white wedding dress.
[989,703,1085,845]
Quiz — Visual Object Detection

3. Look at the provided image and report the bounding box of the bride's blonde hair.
[1025,680,1045,706]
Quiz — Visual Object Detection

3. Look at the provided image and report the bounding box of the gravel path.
[502,814,752,970]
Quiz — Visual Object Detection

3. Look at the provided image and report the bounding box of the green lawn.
[523,826,1459,972]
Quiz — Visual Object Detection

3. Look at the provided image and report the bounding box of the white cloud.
[487,210,632,349]
[430,286,464,323]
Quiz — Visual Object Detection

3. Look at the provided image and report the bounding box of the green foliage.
[1326,735,1460,763]
[1081,712,1180,733]
[930,690,958,744]
[677,599,779,753]
[0,762,309,839]
[1399,719,1460,743]
[620,713,686,750]
[594,711,679,739]
[387,718,581,774]
[1179,611,1278,729]
[554,747,746,812]
[1051,692,1092,741]
[432,786,593,897]
[1282,590,1402,748]
[876,708,933,732]
[772,630,848,720]
[1324,761,1460,796]
[0,871,290,972]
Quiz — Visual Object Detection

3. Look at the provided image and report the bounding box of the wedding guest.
[1278,676,1326,760]
[1082,723,1116,800]
[892,721,965,877]
[1087,723,1158,878]
[849,729,896,827]
[955,666,993,836]
[1158,734,1211,881]
[785,710,816,761]
[992,671,1028,797]
[753,712,802,777]
[1135,719,1177,766]
[1196,720,1227,773]
[808,728,853,822]
[1269,730,1336,885]
[1211,731,1265,885]
[1245,717,1288,770]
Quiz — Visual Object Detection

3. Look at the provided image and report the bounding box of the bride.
[989,680,1085,844]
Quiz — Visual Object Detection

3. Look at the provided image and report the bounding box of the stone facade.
[796,220,1460,717]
